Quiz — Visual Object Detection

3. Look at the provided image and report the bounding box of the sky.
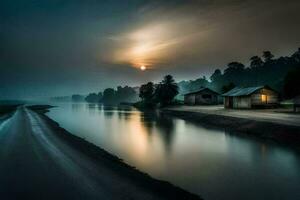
[1,0,300,99]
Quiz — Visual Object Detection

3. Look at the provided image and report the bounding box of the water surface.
[47,103,300,200]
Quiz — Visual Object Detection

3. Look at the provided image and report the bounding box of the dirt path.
[0,107,200,200]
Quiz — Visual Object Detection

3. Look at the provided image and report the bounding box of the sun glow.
[109,22,184,69]
[140,65,146,71]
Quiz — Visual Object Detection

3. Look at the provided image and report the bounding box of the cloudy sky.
[1,0,300,99]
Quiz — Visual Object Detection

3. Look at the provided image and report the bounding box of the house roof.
[222,85,276,97]
[184,87,219,96]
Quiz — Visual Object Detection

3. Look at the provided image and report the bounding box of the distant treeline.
[84,75,179,108]
[178,48,300,98]
[85,86,139,105]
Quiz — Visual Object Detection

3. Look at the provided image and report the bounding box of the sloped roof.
[184,87,219,96]
[222,85,275,96]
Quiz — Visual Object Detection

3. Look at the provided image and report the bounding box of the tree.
[139,82,155,104]
[72,94,85,102]
[102,88,116,104]
[223,62,246,85]
[155,75,179,107]
[225,62,245,72]
[210,69,222,82]
[221,82,236,93]
[115,86,138,103]
[224,62,245,78]
[262,51,274,62]
[85,93,100,103]
[98,92,103,102]
[284,67,300,99]
[291,48,300,63]
[250,56,263,68]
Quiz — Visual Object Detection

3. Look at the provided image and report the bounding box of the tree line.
[85,86,139,104]
[178,48,300,98]
[85,75,180,108]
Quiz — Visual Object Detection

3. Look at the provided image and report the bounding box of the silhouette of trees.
[139,82,155,106]
[291,48,300,62]
[155,75,179,107]
[250,56,263,68]
[115,86,138,103]
[85,92,102,103]
[284,67,300,99]
[222,62,246,85]
[72,94,85,102]
[178,76,209,94]
[178,48,300,96]
[85,86,138,105]
[210,69,222,82]
[222,82,236,93]
[137,75,179,108]
[262,51,274,62]
[102,88,116,104]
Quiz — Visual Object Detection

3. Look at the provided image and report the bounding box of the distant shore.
[162,106,300,150]
[26,105,202,200]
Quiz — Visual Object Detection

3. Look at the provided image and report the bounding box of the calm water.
[47,103,300,200]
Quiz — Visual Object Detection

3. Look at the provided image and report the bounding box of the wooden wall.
[233,96,251,108]
[195,91,218,105]
[184,94,195,105]
[224,88,279,109]
[251,88,278,106]
[184,90,219,105]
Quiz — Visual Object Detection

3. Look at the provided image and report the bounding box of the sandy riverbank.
[24,105,202,200]
[162,106,300,150]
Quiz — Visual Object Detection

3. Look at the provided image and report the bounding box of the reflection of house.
[184,88,219,105]
[222,85,279,109]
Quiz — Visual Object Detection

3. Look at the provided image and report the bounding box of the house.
[222,85,279,109]
[184,88,220,105]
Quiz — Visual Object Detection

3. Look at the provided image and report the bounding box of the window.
[261,94,267,103]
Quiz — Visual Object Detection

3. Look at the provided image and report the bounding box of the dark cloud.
[1,0,299,99]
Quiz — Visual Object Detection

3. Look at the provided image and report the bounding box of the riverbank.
[162,106,300,150]
[24,105,202,200]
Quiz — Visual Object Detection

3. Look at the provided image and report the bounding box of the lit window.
[261,94,267,103]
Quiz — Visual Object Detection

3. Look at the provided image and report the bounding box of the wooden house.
[222,85,279,109]
[184,88,219,105]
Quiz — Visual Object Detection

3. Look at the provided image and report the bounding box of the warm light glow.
[261,94,267,103]
[140,65,146,71]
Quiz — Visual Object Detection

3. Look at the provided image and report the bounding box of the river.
[46,102,300,200]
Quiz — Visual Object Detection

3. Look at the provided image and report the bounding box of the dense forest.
[178,48,300,98]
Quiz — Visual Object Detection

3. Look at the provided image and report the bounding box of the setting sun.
[140,65,146,71]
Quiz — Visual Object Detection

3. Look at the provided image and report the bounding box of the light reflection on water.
[47,102,300,200]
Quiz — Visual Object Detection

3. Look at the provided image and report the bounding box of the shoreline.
[161,108,300,151]
[28,105,202,200]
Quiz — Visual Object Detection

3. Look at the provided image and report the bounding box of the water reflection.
[71,103,84,112]
[47,103,300,200]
